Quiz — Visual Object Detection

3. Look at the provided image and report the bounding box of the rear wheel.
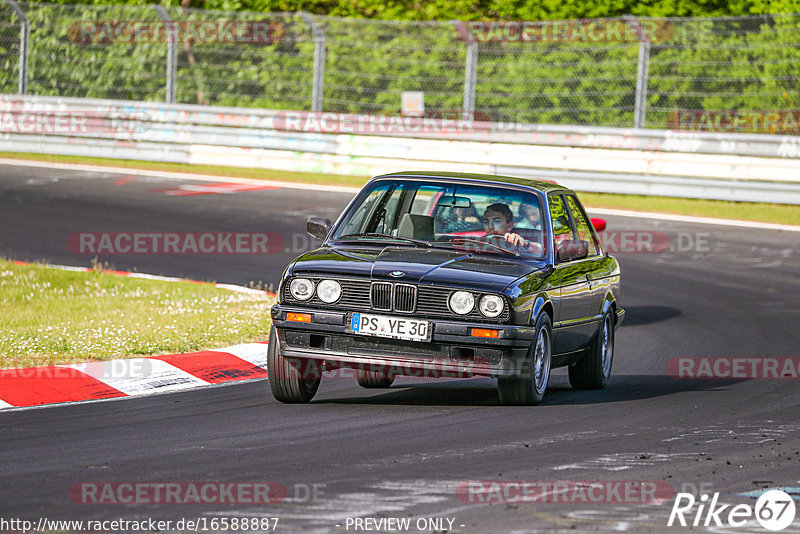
[267,326,321,403]
[356,369,395,388]
[569,310,614,389]
[498,313,552,405]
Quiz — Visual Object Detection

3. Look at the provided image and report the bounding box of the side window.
[378,186,405,234]
[549,195,574,249]
[566,195,600,256]
[338,184,404,235]
[338,186,387,235]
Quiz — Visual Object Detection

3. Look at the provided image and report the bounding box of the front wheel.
[498,313,552,405]
[267,326,321,403]
[569,310,614,389]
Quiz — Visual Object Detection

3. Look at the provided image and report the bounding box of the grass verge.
[1,151,799,226]
[0,259,274,369]
[580,192,800,226]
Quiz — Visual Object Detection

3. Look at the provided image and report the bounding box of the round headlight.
[449,291,475,315]
[479,295,504,318]
[316,279,342,303]
[289,278,314,301]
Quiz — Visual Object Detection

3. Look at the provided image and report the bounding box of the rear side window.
[566,195,600,256]
[548,195,574,248]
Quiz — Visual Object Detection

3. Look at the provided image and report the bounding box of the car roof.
[372,171,572,194]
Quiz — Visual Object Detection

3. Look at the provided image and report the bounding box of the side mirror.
[591,218,606,232]
[557,239,589,262]
[307,217,332,240]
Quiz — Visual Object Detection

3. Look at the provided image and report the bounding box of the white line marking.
[127,272,185,282]
[587,207,800,232]
[0,399,14,409]
[23,263,91,272]
[214,283,268,296]
[59,359,207,396]
[0,158,363,193]
[210,343,269,369]
[553,452,697,471]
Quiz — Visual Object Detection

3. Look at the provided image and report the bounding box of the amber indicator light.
[470,328,500,338]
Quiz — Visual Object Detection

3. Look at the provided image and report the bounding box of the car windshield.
[332,179,546,259]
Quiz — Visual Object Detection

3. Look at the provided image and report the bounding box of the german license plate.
[349,313,431,342]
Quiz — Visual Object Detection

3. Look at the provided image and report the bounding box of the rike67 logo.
[668,490,796,531]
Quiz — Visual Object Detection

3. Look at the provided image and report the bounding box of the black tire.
[356,369,395,388]
[267,326,321,403]
[569,309,614,389]
[498,312,552,405]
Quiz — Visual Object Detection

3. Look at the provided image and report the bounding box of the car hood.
[289,245,541,293]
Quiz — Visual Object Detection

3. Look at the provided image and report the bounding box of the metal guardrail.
[2,95,800,204]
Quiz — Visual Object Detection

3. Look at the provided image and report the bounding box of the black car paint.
[272,172,623,378]
[288,246,541,294]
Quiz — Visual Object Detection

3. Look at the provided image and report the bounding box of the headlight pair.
[448,291,504,318]
[289,278,341,303]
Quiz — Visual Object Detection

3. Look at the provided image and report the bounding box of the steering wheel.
[489,233,544,255]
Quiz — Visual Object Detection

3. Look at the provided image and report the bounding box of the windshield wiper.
[338,233,516,255]
[337,233,434,247]
[450,237,520,256]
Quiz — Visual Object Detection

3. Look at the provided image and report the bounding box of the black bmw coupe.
[268,171,624,405]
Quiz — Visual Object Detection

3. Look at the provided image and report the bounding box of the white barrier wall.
[2,95,800,204]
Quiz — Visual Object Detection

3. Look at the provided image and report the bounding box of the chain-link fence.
[0,1,24,94]
[2,2,800,132]
[313,17,466,115]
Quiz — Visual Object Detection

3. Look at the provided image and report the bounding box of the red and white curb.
[1,262,276,411]
[0,342,270,410]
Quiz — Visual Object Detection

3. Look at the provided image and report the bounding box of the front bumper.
[271,304,535,378]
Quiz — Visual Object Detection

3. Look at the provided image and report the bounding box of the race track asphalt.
[1,164,799,533]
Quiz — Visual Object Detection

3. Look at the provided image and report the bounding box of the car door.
[564,194,608,334]
[548,193,594,353]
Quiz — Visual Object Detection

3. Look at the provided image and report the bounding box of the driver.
[483,203,542,254]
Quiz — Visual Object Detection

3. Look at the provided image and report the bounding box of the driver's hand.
[503,233,526,247]
[504,233,543,254]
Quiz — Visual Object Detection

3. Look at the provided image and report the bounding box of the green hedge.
[2,3,799,130]
[30,0,800,21]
